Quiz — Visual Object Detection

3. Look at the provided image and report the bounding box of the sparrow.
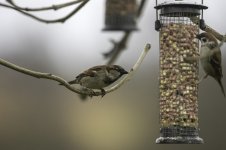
[196,32,225,97]
[63,65,128,97]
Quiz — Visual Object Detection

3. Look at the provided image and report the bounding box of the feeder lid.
[155,0,208,10]
[155,0,207,16]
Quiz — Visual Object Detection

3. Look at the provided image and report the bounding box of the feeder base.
[156,126,204,144]
[103,15,138,31]
[156,136,204,144]
[102,25,138,31]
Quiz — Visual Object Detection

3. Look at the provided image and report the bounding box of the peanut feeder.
[155,0,207,144]
[103,0,138,31]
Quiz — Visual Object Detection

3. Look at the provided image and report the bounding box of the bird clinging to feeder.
[195,32,225,97]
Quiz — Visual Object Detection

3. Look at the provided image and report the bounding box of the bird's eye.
[115,67,120,71]
[202,38,207,42]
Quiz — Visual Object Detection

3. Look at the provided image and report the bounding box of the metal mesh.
[160,12,196,25]
[160,125,199,137]
[159,12,200,129]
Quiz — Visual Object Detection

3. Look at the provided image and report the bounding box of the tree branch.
[104,32,131,65]
[107,43,151,92]
[0,44,151,97]
[103,0,147,65]
[6,0,85,11]
[137,0,146,18]
[0,0,89,23]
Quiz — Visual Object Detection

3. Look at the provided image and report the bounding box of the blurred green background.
[0,0,226,150]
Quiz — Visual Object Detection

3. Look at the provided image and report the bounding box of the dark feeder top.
[154,2,208,30]
[155,2,208,16]
[103,1,138,31]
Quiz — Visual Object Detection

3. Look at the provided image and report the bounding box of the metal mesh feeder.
[103,0,138,31]
[154,0,207,144]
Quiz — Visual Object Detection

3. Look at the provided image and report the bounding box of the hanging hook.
[155,0,161,31]
[199,0,206,30]
[201,0,204,19]
[156,0,158,20]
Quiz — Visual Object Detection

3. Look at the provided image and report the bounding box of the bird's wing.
[210,49,223,78]
[77,70,97,79]
[76,65,107,79]
[89,65,106,72]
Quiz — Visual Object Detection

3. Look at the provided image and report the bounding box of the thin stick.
[104,32,131,65]
[0,44,151,97]
[0,57,91,95]
[0,0,89,23]
[106,44,151,93]
[137,0,147,18]
[6,0,84,11]
[104,0,147,65]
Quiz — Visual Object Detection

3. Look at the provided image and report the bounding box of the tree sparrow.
[64,65,128,97]
[196,32,225,97]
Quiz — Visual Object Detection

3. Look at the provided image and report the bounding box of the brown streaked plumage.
[62,65,128,97]
[196,32,225,97]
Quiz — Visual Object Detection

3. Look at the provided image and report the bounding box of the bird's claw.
[198,74,208,84]
[89,89,97,97]
[100,89,106,97]
[184,56,199,64]
[80,87,96,98]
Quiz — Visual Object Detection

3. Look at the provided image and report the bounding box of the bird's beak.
[122,70,129,75]
[196,34,202,40]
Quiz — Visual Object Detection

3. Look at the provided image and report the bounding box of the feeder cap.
[154,0,208,10]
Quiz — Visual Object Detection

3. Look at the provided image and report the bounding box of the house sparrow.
[64,65,128,98]
[196,32,225,97]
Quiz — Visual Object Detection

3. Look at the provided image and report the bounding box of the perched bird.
[64,65,128,97]
[196,32,225,97]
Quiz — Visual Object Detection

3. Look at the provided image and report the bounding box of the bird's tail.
[217,79,225,97]
[68,80,78,85]
[79,94,88,100]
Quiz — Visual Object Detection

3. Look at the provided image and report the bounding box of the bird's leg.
[194,51,200,56]
[198,74,208,84]
[100,88,106,97]
[189,16,199,25]
[80,86,96,97]
[184,56,200,64]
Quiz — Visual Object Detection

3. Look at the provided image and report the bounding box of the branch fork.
[0,0,89,23]
[0,44,151,98]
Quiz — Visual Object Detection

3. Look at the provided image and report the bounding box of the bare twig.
[103,0,147,65]
[107,43,151,92]
[0,57,93,95]
[104,32,131,65]
[0,44,151,97]
[137,0,147,17]
[0,0,89,23]
[6,0,84,11]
